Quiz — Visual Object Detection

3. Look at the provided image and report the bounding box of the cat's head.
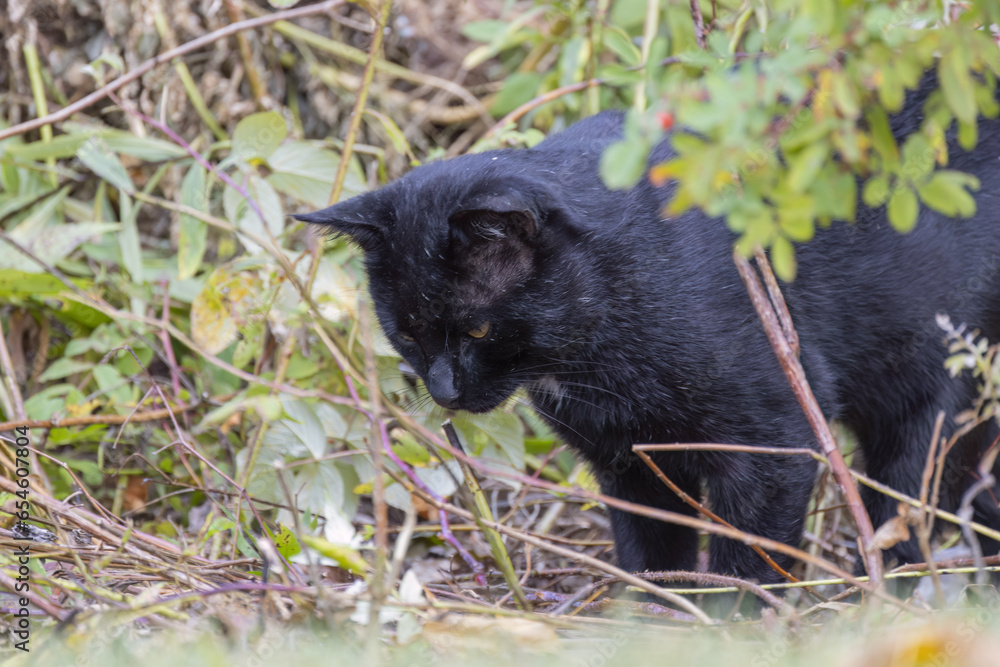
[295,152,598,413]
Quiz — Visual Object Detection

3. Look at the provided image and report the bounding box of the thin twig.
[482,79,603,140]
[753,246,799,356]
[734,249,883,587]
[689,0,708,49]
[634,447,824,600]
[917,411,946,605]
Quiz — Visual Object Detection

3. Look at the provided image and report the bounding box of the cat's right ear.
[293,192,387,251]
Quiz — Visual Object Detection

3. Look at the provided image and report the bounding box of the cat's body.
[298,73,1000,584]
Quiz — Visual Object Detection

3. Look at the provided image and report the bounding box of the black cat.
[296,72,1000,585]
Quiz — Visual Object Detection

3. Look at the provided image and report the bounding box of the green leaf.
[490,72,543,117]
[887,186,919,232]
[779,211,815,242]
[770,236,796,282]
[267,141,366,208]
[787,142,828,193]
[600,137,649,190]
[104,134,187,161]
[940,50,977,125]
[7,133,90,160]
[461,19,509,43]
[301,535,368,575]
[917,170,979,218]
[862,174,890,207]
[2,221,119,273]
[178,164,208,280]
[233,111,287,161]
[38,358,94,382]
[270,523,302,560]
[363,109,413,159]
[958,120,978,151]
[865,107,899,166]
[831,71,860,119]
[603,27,642,67]
[278,398,328,459]
[76,137,134,194]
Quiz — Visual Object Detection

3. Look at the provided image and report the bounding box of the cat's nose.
[427,358,460,409]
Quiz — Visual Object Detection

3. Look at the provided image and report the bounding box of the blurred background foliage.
[2,0,1000,662]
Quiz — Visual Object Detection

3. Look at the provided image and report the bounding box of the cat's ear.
[447,192,540,247]
[293,192,387,251]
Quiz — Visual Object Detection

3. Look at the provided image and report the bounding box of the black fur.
[296,73,1000,584]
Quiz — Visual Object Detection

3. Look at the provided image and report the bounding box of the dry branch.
[734,249,884,587]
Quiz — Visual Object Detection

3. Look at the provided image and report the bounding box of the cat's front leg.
[597,458,701,573]
[705,449,817,584]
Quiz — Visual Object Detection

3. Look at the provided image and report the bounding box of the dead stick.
[754,246,799,356]
[734,249,883,586]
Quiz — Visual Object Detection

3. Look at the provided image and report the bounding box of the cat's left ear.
[447,191,541,247]
[293,191,388,251]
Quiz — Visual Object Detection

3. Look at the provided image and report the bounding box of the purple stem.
[377,419,486,584]
[327,339,484,582]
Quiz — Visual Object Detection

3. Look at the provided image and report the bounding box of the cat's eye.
[467,322,490,339]
[398,332,416,343]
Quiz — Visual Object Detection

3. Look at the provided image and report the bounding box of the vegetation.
[1,0,1000,664]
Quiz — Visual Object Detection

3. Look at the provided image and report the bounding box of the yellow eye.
[398,332,415,343]
[467,322,490,339]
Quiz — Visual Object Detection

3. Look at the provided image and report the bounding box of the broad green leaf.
[831,71,860,119]
[787,143,828,193]
[7,133,90,161]
[770,236,796,282]
[200,395,284,429]
[278,398,328,459]
[270,523,302,560]
[267,141,366,207]
[958,120,978,151]
[490,72,543,117]
[917,170,979,218]
[301,535,368,575]
[38,358,94,382]
[233,111,287,161]
[603,27,641,67]
[2,221,119,273]
[104,134,187,161]
[779,212,815,242]
[887,186,918,232]
[93,364,132,405]
[865,107,899,166]
[190,280,239,354]
[900,134,935,183]
[0,269,89,297]
[940,50,977,124]
[293,460,346,514]
[76,137,134,194]
[178,164,208,280]
[600,137,649,190]
[461,20,509,43]
[862,174,890,207]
